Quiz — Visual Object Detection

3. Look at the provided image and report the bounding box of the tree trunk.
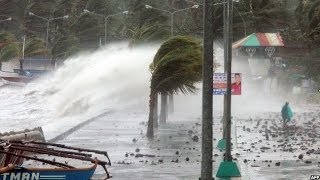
[0,62,2,71]
[153,93,158,129]
[147,89,156,139]
[19,59,24,74]
[201,0,214,179]
[168,93,174,114]
[160,93,168,125]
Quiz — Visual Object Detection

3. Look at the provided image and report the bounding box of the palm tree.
[129,23,170,46]
[0,32,18,70]
[0,32,47,71]
[146,35,203,139]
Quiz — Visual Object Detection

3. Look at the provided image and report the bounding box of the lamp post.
[0,17,11,34]
[221,0,244,141]
[0,17,12,23]
[29,12,69,49]
[225,0,234,162]
[83,9,129,45]
[145,4,199,36]
[216,0,241,177]
[186,0,246,36]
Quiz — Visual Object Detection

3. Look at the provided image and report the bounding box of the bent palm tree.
[147,36,203,139]
[129,23,170,47]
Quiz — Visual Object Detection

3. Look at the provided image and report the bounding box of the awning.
[232,33,285,49]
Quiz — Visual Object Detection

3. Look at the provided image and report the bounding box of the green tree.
[296,0,320,45]
[0,32,47,70]
[25,0,58,38]
[129,23,169,46]
[147,36,203,139]
[52,34,80,59]
[289,0,320,85]
[0,32,18,70]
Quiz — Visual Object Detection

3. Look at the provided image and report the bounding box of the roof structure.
[232,33,285,49]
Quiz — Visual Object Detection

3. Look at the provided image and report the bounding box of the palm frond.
[150,36,205,95]
[0,43,19,62]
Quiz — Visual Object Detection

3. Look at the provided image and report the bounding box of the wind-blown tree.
[73,13,101,49]
[0,32,18,70]
[233,0,289,39]
[129,23,170,46]
[295,0,320,85]
[0,0,27,37]
[296,0,320,46]
[52,34,81,59]
[0,32,47,71]
[146,36,203,139]
[126,0,170,44]
[25,0,58,38]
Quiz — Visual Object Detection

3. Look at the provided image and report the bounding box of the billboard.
[213,73,242,95]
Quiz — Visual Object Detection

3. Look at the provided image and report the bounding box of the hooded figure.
[281,102,293,122]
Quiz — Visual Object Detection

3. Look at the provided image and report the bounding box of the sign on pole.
[213,73,242,95]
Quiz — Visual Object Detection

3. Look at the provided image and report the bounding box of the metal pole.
[22,35,26,59]
[170,13,174,36]
[225,0,233,162]
[46,20,50,49]
[222,0,228,139]
[104,18,107,45]
[19,35,26,73]
[201,0,214,179]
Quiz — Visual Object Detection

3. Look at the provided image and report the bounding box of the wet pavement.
[55,108,320,180]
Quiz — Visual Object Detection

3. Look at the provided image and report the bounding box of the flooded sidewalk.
[57,109,320,180]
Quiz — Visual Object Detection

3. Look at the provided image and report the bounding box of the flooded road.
[57,109,320,180]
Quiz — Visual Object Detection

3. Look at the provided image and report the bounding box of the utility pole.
[225,0,233,162]
[222,0,228,140]
[216,0,241,177]
[29,12,69,49]
[201,0,214,179]
[19,35,26,73]
[83,10,128,45]
[22,35,26,59]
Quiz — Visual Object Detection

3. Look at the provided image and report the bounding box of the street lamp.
[190,0,246,36]
[83,9,129,45]
[0,17,12,23]
[29,12,69,49]
[145,4,199,36]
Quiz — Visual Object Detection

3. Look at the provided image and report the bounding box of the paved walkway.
[57,110,320,180]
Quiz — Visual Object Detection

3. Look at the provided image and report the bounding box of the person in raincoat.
[281,102,293,126]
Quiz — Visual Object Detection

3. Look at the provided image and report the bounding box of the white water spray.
[0,41,301,135]
[40,43,157,117]
[0,43,159,135]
